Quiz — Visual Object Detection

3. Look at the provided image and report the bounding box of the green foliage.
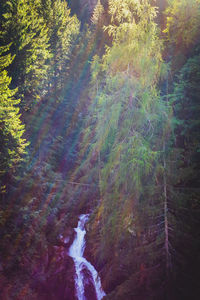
[41,0,80,98]
[91,0,104,26]
[164,0,200,50]
[172,53,200,146]
[0,0,200,299]
[2,0,51,108]
[0,2,80,296]
[0,44,28,185]
[76,3,172,297]
[167,52,200,296]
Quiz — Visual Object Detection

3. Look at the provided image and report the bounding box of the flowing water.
[69,214,106,300]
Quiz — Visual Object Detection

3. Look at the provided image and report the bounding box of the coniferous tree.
[164,0,200,70]
[166,51,200,299]
[91,0,104,26]
[74,1,172,297]
[40,0,80,99]
[1,0,51,111]
[0,0,199,299]
[0,44,28,192]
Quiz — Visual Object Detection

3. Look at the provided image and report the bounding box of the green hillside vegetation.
[0,0,200,299]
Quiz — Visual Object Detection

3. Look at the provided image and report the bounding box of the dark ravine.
[34,213,106,300]
[1,1,200,299]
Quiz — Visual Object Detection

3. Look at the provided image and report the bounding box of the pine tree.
[0,44,28,192]
[164,0,200,70]
[2,0,51,111]
[164,0,200,50]
[40,0,80,99]
[91,0,104,26]
[166,51,200,299]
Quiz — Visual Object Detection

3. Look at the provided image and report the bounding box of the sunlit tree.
[77,1,173,297]
[2,0,51,110]
[0,44,28,192]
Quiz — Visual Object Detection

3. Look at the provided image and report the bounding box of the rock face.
[33,254,76,300]
[33,228,77,300]
[83,266,98,300]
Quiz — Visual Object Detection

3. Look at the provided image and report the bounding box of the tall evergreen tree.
[0,44,28,192]
[164,0,200,70]
[40,0,80,99]
[1,0,51,111]
[166,51,200,299]
[73,1,173,297]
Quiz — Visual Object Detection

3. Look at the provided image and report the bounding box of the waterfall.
[69,214,106,300]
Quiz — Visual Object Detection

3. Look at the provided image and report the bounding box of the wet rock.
[31,243,77,300]
[82,266,97,300]
[60,227,76,250]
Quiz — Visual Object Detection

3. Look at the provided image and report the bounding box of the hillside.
[0,1,200,299]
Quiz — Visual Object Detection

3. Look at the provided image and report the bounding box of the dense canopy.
[0,0,200,299]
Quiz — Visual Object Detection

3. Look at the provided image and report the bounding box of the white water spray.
[69,214,106,300]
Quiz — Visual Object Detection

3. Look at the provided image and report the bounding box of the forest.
[0,0,200,299]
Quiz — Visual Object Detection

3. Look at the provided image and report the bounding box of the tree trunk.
[163,142,170,277]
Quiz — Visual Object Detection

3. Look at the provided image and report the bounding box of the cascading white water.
[69,214,106,300]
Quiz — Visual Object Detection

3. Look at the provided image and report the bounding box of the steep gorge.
[0,0,200,299]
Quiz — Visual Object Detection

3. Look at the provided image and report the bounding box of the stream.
[68,214,106,300]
